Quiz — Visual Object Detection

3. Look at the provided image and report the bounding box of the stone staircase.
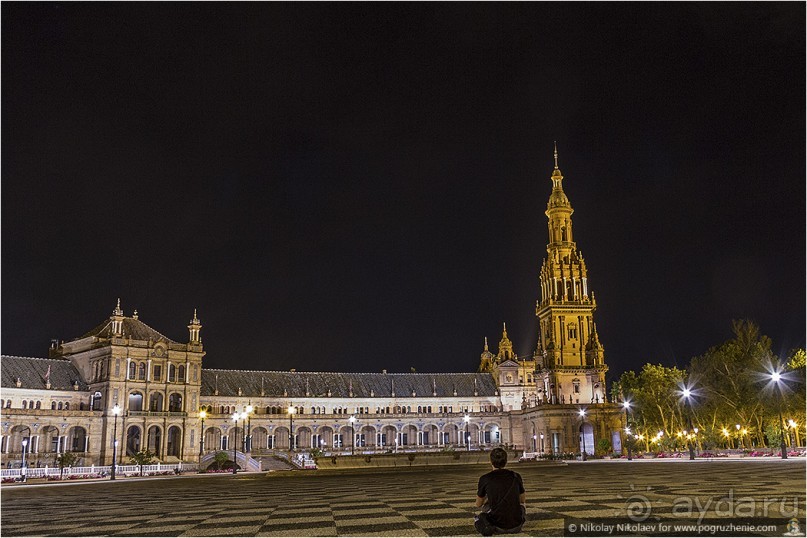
[199,450,261,472]
[258,455,296,471]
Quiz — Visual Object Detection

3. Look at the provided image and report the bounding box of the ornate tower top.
[497,322,514,361]
[188,309,202,343]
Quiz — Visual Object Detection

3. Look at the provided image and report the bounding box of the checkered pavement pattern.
[1,460,804,536]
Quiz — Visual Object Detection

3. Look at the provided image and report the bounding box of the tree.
[129,449,155,476]
[595,438,611,457]
[55,452,78,479]
[618,364,686,439]
[213,451,229,471]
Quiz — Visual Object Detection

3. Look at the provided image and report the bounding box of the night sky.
[3,3,804,384]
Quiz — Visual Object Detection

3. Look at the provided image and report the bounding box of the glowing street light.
[287,406,296,452]
[579,409,588,461]
[20,439,28,483]
[231,412,240,474]
[111,404,121,480]
[622,401,633,460]
[769,367,789,459]
[245,404,254,452]
[680,385,696,460]
[349,416,356,456]
[463,414,470,451]
[199,409,207,455]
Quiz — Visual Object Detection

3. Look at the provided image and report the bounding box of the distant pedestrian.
[473,447,526,535]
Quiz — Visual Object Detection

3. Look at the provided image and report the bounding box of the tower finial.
[484,336,489,351]
[553,141,559,170]
[502,322,508,337]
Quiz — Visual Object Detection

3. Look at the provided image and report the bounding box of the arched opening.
[149,392,164,412]
[579,423,595,457]
[228,427,244,452]
[381,425,397,447]
[166,426,182,457]
[178,365,185,382]
[274,426,290,449]
[204,427,221,452]
[358,425,375,448]
[251,427,269,451]
[168,364,176,382]
[128,362,137,379]
[67,426,87,453]
[147,425,162,456]
[168,393,183,412]
[41,425,60,453]
[297,427,312,449]
[8,425,31,453]
[138,362,146,380]
[128,392,143,412]
[126,425,142,456]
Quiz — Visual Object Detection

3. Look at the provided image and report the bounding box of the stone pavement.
[1,460,804,536]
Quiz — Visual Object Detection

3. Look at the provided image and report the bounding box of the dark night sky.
[2,3,804,384]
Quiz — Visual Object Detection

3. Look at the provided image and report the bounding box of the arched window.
[168,364,176,382]
[149,393,164,412]
[138,363,146,380]
[35,401,41,409]
[178,365,185,382]
[91,391,102,411]
[128,392,143,412]
[22,401,27,409]
[64,402,70,410]
[51,401,57,410]
[5,400,11,409]
[168,393,182,412]
[57,402,63,410]
[129,362,137,379]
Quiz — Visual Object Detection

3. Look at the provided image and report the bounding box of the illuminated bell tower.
[534,144,607,405]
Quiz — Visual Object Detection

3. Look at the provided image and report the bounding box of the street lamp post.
[579,409,587,461]
[622,401,632,461]
[771,370,788,459]
[20,439,28,483]
[682,388,696,460]
[540,433,544,454]
[463,415,470,451]
[245,405,253,452]
[199,410,206,456]
[735,424,741,449]
[111,404,121,480]
[287,406,295,452]
[532,433,537,453]
[349,416,356,456]
[231,412,239,474]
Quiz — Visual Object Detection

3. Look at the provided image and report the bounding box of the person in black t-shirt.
[474,447,526,535]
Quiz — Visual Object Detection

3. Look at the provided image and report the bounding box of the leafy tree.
[213,451,229,470]
[129,449,155,476]
[595,438,611,457]
[618,364,685,439]
[55,452,78,479]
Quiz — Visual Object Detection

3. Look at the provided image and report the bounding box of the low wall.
[308,449,521,470]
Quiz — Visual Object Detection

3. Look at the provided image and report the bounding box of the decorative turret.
[111,298,124,336]
[188,309,202,343]
[497,323,514,361]
[478,336,495,372]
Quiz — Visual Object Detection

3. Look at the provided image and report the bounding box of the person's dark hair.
[490,447,508,469]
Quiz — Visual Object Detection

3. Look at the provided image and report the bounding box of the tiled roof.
[78,317,178,343]
[0,356,89,391]
[200,369,498,398]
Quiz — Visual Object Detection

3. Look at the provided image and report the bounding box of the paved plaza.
[1,460,804,536]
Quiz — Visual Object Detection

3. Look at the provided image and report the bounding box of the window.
[178,365,185,382]
[138,363,146,380]
[22,401,27,409]
[153,365,162,381]
[92,391,102,411]
[193,365,198,382]
[568,324,577,340]
[573,379,581,394]
[64,403,70,410]
[168,364,176,382]
[51,401,57,410]
[35,401,41,409]
[57,402,62,410]
[129,362,137,380]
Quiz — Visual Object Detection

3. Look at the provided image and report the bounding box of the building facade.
[0,148,624,468]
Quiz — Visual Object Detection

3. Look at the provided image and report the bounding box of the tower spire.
[553,140,559,170]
